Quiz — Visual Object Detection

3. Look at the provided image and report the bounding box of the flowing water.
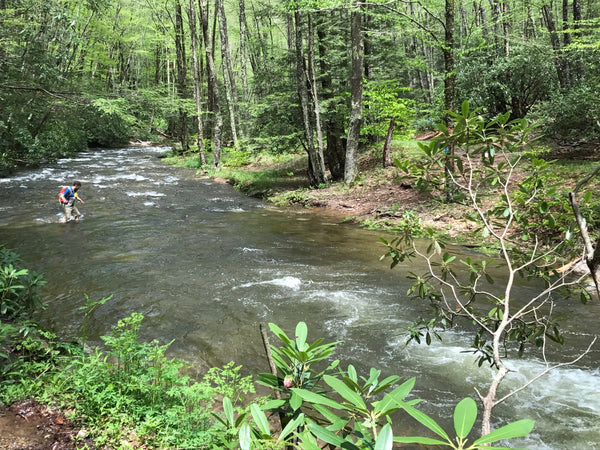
[1,146,599,449]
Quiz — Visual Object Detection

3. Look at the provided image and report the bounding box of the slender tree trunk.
[542,4,569,89]
[572,0,584,80]
[317,14,345,181]
[307,13,326,182]
[444,0,456,200]
[199,0,223,170]
[562,0,572,86]
[569,164,600,297]
[187,0,207,164]
[216,0,241,144]
[294,11,327,186]
[238,0,251,119]
[174,0,189,153]
[344,4,364,185]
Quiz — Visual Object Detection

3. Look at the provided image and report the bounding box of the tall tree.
[317,13,346,181]
[174,0,189,152]
[344,3,364,185]
[307,13,326,181]
[542,3,569,89]
[238,0,251,121]
[199,0,223,170]
[187,0,207,164]
[294,10,327,186]
[216,0,241,144]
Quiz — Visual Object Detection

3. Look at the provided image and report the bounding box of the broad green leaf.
[473,419,535,445]
[269,323,293,347]
[365,367,381,387]
[296,429,321,450]
[251,403,271,436]
[324,374,367,411]
[239,423,252,450]
[290,389,303,411]
[307,423,358,449]
[394,436,448,445]
[292,388,345,410]
[280,413,305,440]
[313,404,349,431]
[257,372,279,388]
[378,377,415,411]
[453,397,477,439]
[374,423,393,450]
[347,364,358,383]
[261,398,286,410]
[296,321,308,351]
[461,100,470,116]
[342,376,362,393]
[372,375,401,395]
[223,396,234,426]
[400,403,450,441]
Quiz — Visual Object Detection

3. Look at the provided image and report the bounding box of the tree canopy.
[1,0,599,177]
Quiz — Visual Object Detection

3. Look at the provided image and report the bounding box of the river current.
[0,146,598,449]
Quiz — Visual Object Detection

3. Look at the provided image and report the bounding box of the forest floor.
[228,138,600,242]
[1,139,598,450]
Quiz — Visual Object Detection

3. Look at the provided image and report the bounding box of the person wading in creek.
[58,180,84,223]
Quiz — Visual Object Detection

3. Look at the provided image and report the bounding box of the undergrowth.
[0,250,258,448]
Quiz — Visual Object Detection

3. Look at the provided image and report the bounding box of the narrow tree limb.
[568,163,600,298]
[260,323,280,397]
[259,323,286,434]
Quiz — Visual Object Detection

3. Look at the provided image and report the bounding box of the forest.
[1,0,599,182]
[2,0,600,448]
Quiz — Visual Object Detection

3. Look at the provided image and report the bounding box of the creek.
[0,146,598,449]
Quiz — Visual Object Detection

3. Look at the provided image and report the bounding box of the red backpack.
[58,186,70,203]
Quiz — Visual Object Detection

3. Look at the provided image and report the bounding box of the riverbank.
[205,140,600,248]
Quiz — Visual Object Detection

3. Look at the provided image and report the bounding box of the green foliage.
[396,397,535,449]
[269,189,316,207]
[223,148,254,168]
[363,81,415,139]
[457,43,557,119]
[532,84,600,141]
[234,322,534,449]
[381,102,595,391]
[0,246,46,320]
[52,312,242,448]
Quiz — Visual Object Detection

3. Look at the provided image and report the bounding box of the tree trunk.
[187,0,207,164]
[199,0,223,170]
[542,4,569,89]
[572,0,584,81]
[307,13,326,183]
[562,0,572,85]
[317,14,345,181]
[238,0,250,122]
[294,11,327,186]
[569,164,600,297]
[443,0,456,200]
[216,0,241,144]
[344,5,364,185]
[174,0,189,153]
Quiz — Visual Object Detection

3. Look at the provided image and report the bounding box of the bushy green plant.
[0,246,46,320]
[56,312,220,447]
[268,189,316,207]
[531,84,600,141]
[225,322,534,449]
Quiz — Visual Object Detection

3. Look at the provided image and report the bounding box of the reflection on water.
[0,146,599,449]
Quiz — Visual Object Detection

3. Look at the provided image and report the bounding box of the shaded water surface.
[1,147,599,449]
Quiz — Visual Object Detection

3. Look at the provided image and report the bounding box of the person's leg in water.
[72,205,81,222]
